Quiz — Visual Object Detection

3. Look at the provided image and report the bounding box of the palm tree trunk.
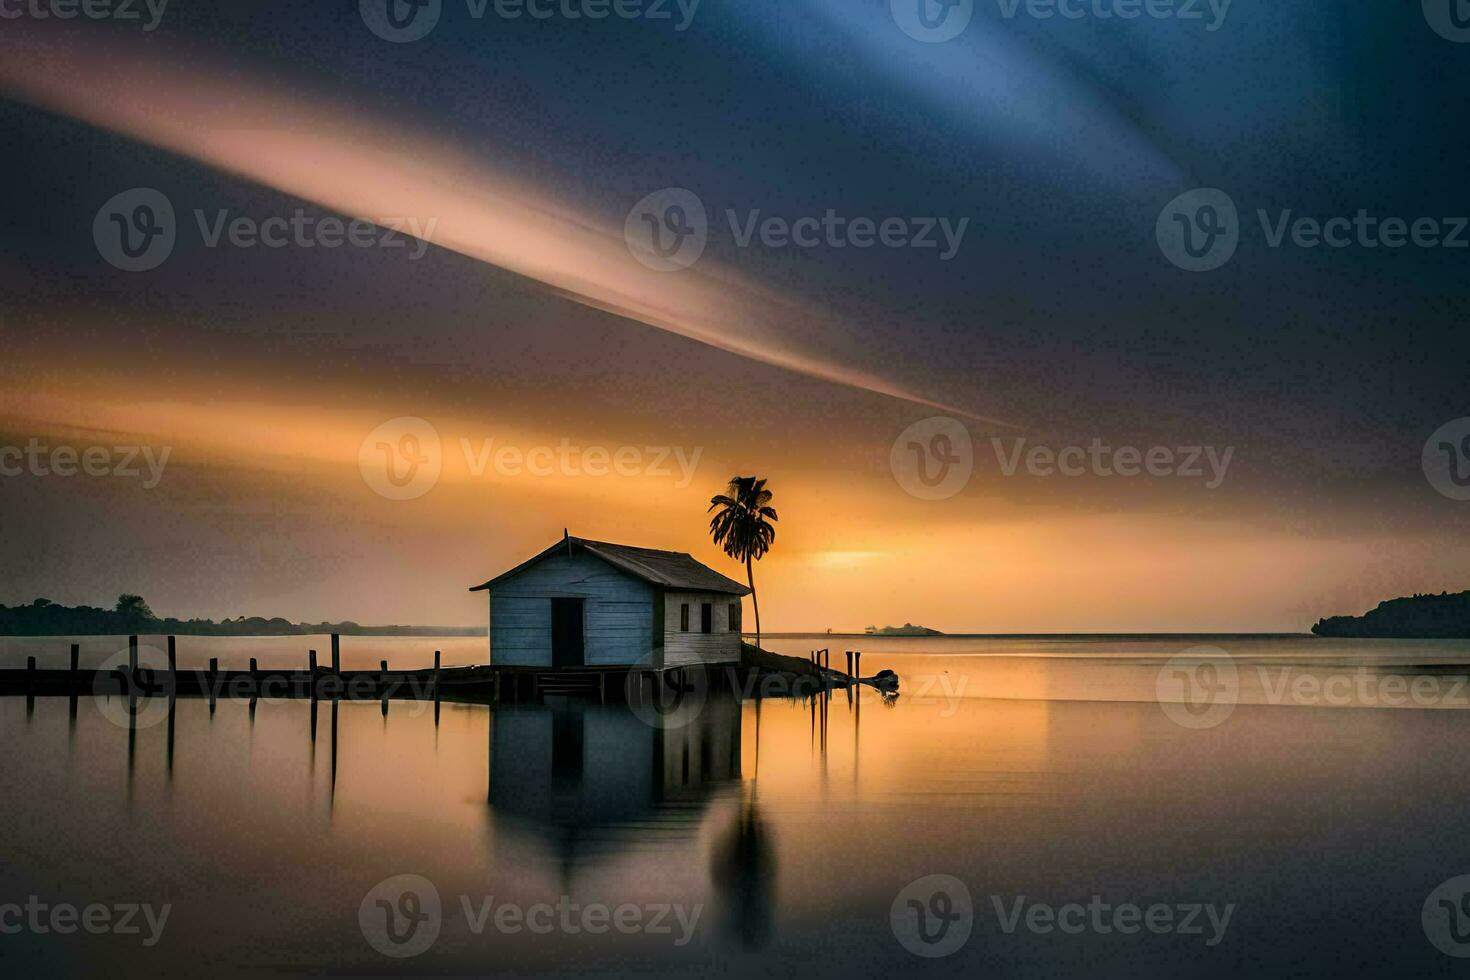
[746,554,761,652]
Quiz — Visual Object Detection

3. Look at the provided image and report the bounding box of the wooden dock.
[0,636,879,705]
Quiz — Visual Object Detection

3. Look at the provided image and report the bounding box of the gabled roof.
[470,536,751,596]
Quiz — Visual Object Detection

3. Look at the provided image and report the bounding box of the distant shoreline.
[0,627,486,638]
[1312,590,1470,639]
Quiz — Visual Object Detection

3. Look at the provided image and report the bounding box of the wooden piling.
[167,636,177,689]
[128,635,138,676]
[70,643,79,677]
[309,650,317,673]
[26,656,36,690]
[433,650,441,700]
[330,634,340,675]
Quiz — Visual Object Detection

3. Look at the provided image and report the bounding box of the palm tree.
[708,476,778,651]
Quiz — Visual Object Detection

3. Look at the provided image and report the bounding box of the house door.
[551,598,585,667]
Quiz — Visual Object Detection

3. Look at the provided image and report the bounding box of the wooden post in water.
[308,650,318,700]
[433,650,441,701]
[167,636,177,690]
[855,651,861,678]
[128,635,138,677]
[330,634,341,675]
[249,657,258,696]
[70,643,80,679]
[26,656,36,690]
[208,657,219,711]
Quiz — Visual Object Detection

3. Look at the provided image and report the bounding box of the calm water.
[5,633,1470,977]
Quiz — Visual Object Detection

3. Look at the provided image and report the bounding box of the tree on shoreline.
[708,476,778,651]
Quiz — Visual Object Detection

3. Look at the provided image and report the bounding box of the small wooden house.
[470,534,751,670]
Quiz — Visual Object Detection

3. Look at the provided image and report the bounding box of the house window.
[680,603,689,632]
[701,602,712,634]
[729,603,741,632]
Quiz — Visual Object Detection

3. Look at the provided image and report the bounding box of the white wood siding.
[662,591,742,667]
[490,551,655,667]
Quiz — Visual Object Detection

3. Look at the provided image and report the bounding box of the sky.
[1,2,1467,632]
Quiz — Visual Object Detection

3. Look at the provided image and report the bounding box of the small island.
[1312,590,1470,638]
[864,622,944,636]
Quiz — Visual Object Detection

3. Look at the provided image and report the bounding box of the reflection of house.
[488,695,742,843]
[470,533,750,670]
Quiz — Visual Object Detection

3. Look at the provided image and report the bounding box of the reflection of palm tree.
[708,476,778,651]
[711,792,776,950]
